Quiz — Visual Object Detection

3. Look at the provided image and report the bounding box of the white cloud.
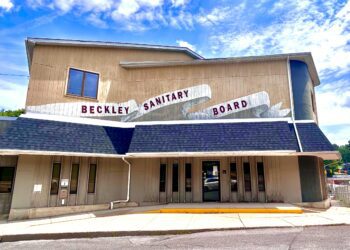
[321,124,350,145]
[169,10,194,30]
[25,0,238,31]
[0,0,14,12]
[138,0,163,8]
[316,78,350,130]
[314,78,350,145]
[111,0,164,20]
[210,1,350,77]
[26,0,173,31]
[86,12,108,29]
[0,79,27,110]
[27,0,115,13]
[51,0,75,12]
[269,0,313,14]
[112,0,140,19]
[197,7,231,26]
[171,0,189,7]
[316,87,350,126]
[176,40,196,51]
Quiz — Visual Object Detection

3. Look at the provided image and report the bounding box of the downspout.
[110,156,131,209]
[287,57,303,152]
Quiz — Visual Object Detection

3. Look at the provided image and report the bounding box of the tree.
[339,145,350,163]
[324,140,350,176]
[324,160,343,177]
[0,109,25,117]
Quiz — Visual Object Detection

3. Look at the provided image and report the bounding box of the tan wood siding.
[26,45,194,107]
[26,45,291,119]
[129,158,160,204]
[124,60,290,114]
[10,155,303,212]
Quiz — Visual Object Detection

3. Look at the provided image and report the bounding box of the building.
[0,38,339,220]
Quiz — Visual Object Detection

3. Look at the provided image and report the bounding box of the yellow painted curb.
[145,208,303,214]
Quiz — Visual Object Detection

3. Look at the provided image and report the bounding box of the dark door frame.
[202,160,221,202]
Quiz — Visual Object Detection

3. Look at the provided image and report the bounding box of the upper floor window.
[67,68,99,99]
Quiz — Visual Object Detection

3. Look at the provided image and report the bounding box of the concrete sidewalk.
[1,204,350,242]
[143,202,303,213]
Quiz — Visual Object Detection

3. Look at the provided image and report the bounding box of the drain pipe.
[110,156,131,210]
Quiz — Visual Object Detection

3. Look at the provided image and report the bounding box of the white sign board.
[26,84,290,121]
[33,184,42,192]
[60,179,69,187]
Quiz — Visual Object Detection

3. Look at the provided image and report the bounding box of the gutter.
[0,149,124,158]
[110,156,132,209]
[25,37,204,71]
[125,151,339,160]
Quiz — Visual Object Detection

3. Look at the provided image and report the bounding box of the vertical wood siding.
[26,46,291,117]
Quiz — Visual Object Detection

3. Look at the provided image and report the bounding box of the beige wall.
[130,155,302,204]
[264,156,302,203]
[26,45,194,106]
[125,60,290,114]
[129,158,160,204]
[11,155,51,209]
[25,45,291,119]
[10,154,303,214]
[10,155,129,210]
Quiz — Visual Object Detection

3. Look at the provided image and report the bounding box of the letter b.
[81,105,87,113]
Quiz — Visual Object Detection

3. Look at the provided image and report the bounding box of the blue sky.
[0,0,349,145]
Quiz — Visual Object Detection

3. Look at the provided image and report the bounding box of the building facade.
[0,38,338,220]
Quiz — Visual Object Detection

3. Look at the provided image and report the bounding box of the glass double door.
[202,161,220,202]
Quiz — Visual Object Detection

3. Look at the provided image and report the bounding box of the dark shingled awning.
[296,123,335,152]
[128,121,335,154]
[0,117,134,155]
[0,118,336,155]
[128,122,301,153]
[0,117,17,135]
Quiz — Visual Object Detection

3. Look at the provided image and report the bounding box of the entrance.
[202,161,220,202]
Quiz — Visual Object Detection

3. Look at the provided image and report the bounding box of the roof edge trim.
[126,151,339,159]
[120,52,320,86]
[22,113,297,127]
[25,37,204,71]
[0,149,124,158]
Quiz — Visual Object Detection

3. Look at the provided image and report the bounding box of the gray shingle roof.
[0,118,134,155]
[128,122,300,153]
[297,123,334,152]
[0,118,335,155]
[0,117,17,135]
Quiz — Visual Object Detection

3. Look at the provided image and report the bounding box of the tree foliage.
[0,109,25,117]
[324,140,350,176]
[324,160,343,177]
[339,145,350,163]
